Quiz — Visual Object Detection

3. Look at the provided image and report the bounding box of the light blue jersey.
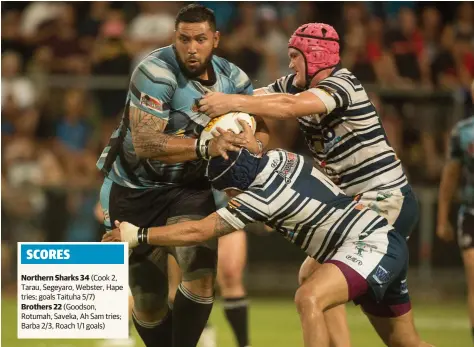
[97,45,253,189]
[449,116,474,209]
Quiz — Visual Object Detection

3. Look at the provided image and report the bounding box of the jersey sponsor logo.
[277,153,298,183]
[372,265,391,284]
[140,93,162,111]
[346,254,363,266]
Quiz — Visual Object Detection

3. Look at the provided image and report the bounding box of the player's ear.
[213,31,220,48]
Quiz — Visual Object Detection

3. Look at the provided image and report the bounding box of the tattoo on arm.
[213,215,237,237]
[129,106,170,158]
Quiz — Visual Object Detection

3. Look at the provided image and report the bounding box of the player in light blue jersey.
[437,82,474,343]
[196,22,419,346]
[97,5,268,347]
[104,144,432,347]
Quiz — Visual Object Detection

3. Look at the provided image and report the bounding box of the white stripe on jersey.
[265,70,407,195]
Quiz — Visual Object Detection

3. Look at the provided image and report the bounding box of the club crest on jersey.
[353,240,377,257]
[140,93,162,111]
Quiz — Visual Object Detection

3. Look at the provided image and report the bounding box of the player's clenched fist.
[199,92,241,118]
[101,221,140,248]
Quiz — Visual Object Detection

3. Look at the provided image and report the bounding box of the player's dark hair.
[175,4,216,31]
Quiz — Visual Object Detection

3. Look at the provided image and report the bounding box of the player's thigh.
[167,254,181,304]
[105,180,175,317]
[168,183,218,283]
[217,230,247,280]
[298,256,320,285]
[357,188,419,240]
[295,262,349,313]
[365,310,422,347]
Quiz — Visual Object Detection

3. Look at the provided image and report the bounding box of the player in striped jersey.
[104,146,431,347]
[197,22,419,346]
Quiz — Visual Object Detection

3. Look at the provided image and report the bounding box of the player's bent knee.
[182,273,215,297]
[295,285,325,315]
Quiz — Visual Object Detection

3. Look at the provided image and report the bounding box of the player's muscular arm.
[104,213,238,247]
[437,160,462,241]
[199,91,327,119]
[130,106,196,163]
[130,106,248,163]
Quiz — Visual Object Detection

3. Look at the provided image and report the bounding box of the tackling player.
[104,144,432,347]
[197,23,419,346]
[437,82,474,343]
[97,5,267,347]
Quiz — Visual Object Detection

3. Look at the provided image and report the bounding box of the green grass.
[2,298,471,347]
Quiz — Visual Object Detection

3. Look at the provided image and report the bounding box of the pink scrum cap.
[288,23,340,85]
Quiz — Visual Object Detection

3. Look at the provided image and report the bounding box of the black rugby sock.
[132,309,172,347]
[172,283,214,347]
[223,296,250,347]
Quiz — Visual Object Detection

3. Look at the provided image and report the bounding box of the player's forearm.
[133,133,198,164]
[437,162,461,225]
[147,221,213,246]
[233,94,300,119]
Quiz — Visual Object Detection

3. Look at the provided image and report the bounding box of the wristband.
[195,139,211,160]
[137,227,149,244]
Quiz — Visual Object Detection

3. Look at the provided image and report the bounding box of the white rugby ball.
[200,112,256,142]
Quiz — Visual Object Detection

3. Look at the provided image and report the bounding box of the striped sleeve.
[216,191,270,229]
[128,57,177,120]
[308,76,352,113]
[448,124,463,162]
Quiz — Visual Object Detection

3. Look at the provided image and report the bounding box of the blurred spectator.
[1,51,36,111]
[2,10,33,65]
[421,6,443,66]
[41,4,89,74]
[20,1,64,42]
[128,2,175,67]
[384,7,432,88]
[221,3,265,82]
[78,2,111,53]
[198,2,237,34]
[442,2,474,49]
[255,5,291,84]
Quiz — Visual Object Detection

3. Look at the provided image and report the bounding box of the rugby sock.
[173,283,214,347]
[132,309,172,347]
[223,296,250,347]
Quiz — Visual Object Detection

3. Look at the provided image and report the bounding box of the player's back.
[97,45,252,189]
[230,149,393,261]
[263,68,407,196]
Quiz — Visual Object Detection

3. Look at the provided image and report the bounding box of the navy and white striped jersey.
[261,67,408,196]
[217,149,393,261]
[97,45,253,189]
[449,116,474,209]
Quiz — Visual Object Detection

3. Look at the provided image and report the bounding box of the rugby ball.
[200,112,256,142]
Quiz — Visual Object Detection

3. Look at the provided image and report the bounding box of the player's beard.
[177,50,214,80]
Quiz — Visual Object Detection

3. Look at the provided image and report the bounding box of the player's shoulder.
[455,116,474,131]
[212,55,249,79]
[135,45,180,81]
